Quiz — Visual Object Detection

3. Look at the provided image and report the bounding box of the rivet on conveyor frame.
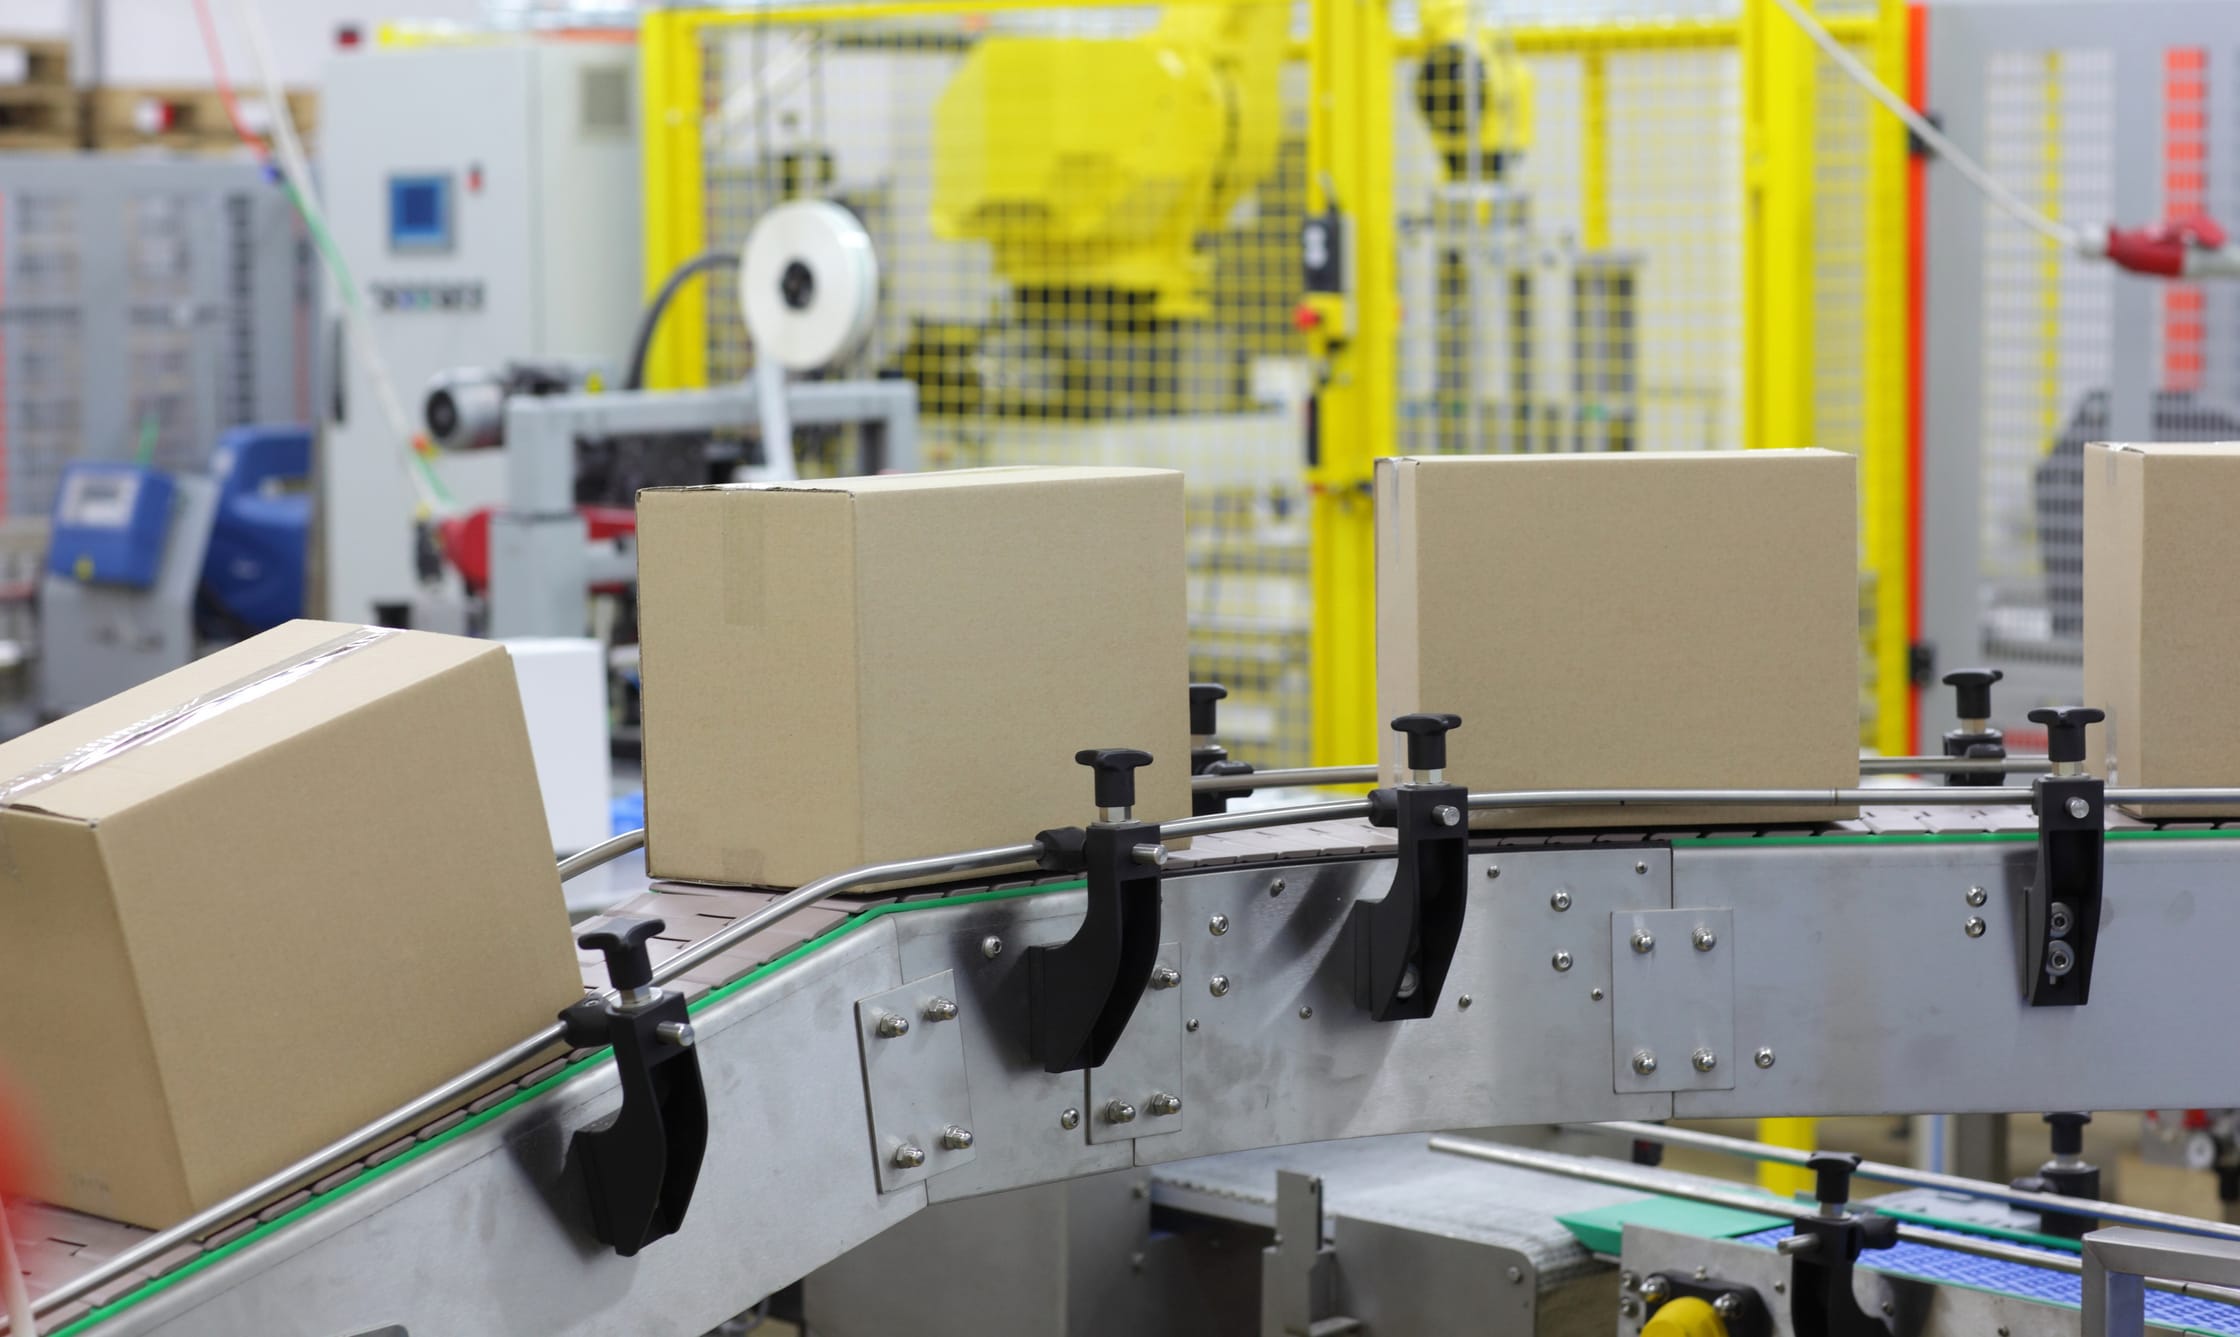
[1025,747,1168,1072]
[1940,667,2008,788]
[1188,682,1256,816]
[1352,713,1470,1022]
[2023,706,2107,1007]
[555,914,709,1256]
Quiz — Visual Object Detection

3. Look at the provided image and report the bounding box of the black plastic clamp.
[1026,748,1167,1073]
[2024,706,2106,1007]
[1189,683,1256,817]
[1940,668,2007,788]
[1353,714,1469,1021]
[557,916,708,1257]
[1785,1152,1900,1337]
[2011,1112,2100,1239]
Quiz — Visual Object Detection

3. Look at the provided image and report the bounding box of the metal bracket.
[1610,908,1736,1094]
[2084,1226,2240,1337]
[1027,818,1165,1072]
[1353,781,1470,1020]
[1086,941,1184,1145]
[856,970,978,1193]
[1260,1171,1361,1337]
[2027,772,2104,1006]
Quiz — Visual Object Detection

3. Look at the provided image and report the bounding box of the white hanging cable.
[1769,0,2083,251]
[218,0,449,515]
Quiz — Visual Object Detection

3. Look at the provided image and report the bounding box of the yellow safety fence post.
[1864,0,1914,757]
[640,8,710,389]
[1305,0,1396,769]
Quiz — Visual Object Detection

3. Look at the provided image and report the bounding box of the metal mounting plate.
[1611,908,1736,1094]
[1086,940,1183,1144]
[856,969,977,1193]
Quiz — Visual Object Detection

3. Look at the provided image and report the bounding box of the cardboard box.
[2084,441,2240,817]
[637,467,1191,887]
[1376,450,1859,827]
[0,620,581,1228]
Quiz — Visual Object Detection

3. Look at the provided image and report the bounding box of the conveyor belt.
[20,804,2240,1333]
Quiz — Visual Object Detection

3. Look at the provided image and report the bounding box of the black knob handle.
[1076,747,1154,810]
[1806,1150,1862,1208]
[1392,713,1463,773]
[1189,683,1228,736]
[1859,1212,1901,1251]
[579,915,665,993]
[2046,1111,2093,1157]
[2027,706,2105,764]
[1943,667,2003,721]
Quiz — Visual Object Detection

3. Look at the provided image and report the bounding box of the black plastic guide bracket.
[558,915,708,1256]
[1785,1152,1900,1337]
[1026,748,1167,1073]
[1352,713,1469,1021]
[1941,667,2007,788]
[2025,706,2106,1007]
[2011,1111,2101,1239]
[1189,682,1256,817]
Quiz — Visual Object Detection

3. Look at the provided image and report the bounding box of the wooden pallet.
[85,85,317,153]
[0,82,82,149]
[0,34,70,88]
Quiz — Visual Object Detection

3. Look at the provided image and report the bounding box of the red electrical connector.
[2101,213,2235,279]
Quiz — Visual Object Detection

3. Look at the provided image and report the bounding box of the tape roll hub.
[740,200,879,372]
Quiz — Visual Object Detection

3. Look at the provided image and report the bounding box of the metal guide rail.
[20,784,2240,1335]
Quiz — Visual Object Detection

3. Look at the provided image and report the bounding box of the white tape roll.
[739,199,880,372]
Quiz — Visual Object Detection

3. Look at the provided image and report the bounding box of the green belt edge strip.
[64,822,2240,1330]
[58,877,1090,1334]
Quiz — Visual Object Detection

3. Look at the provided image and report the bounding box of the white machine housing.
[319,40,641,627]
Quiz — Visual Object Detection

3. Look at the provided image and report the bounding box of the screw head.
[1591,987,1606,1001]
[1713,1293,1744,1320]
[1208,914,1230,936]
[1882,1301,1895,1316]
[892,1143,926,1169]
[1209,974,1231,997]
[1631,929,1656,954]
[2047,940,2076,977]
[2067,796,2092,820]
[1632,1050,1658,1076]
[875,1012,911,1038]
[922,996,959,1022]
[981,935,1004,959]
[1691,925,1717,952]
[1186,1017,1200,1032]
[1692,1048,1718,1072]
[1060,1107,1081,1130]
[1967,885,1988,907]
[1636,861,1649,875]
[655,1020,695,1048]
[1457,993,1473,1009]
[1755,1046,1776,1069]
[940,1124,975,1150]
[1639,1275,1671,1304]
[1619,1297,1642,1319]
[1485,864,1501,879]
[1149,1092,1182,1116]
[1269,878,1287,896]
[1551,950,1574,972]
[1298,1005,1314,1019]
[1550,889,1573,912]
[1150,965,1181,990]
[1620,1271,1639,1291]
[1397,963,1421,998]
[1965,916,1987,938]
[1105,1099,1137,1124]
[1505,1265,1523,1284]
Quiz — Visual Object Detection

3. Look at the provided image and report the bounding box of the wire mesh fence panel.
[691,3,1315,767]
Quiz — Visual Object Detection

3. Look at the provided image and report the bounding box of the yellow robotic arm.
[1414,0,1534,180]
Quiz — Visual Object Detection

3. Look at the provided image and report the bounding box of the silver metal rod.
[1599,1121,2240,1247]
[1860,755,2051,775]
[1162,799,1376,841]
[2108,789,2240,806]
[1191,764,1379,792]
[1467,786,2041,810]
[556,827,646,882]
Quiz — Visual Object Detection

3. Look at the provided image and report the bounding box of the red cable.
[189,0,271,160]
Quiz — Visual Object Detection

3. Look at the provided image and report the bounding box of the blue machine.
[198,425,314,635]
[46,463,176,589]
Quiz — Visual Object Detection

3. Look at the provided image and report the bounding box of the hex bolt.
[1208,914,1230,937]
[1966,885,1988,907]
[1209,975,1231,997]
[892,1144,926,1169]
[1105,1100,1138,1125]
[1552,950,1574,972]
[1691,925,1717,952]
[1149,965,1181,990]
[1631,930,1656,954]
[655,1020,695,1048]
[1432,804,1462,827]
[1632,1050,1658,1076]
[1692,1048,1718,1073]
[940,1125,975,1151]
[922,997,959,1023]
[1755,1047,1777,1069]
[1059,1107,1081,1130]
[1457,994,1474,1009]
[874,1012,911,1039]
[2067,796,2092,820]
[1550,889,1573,912]
[1964,916,1987,938]
[1149,1092,1182,1117]
[980,935,1004,959]
[1639,1275,1671,1305]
